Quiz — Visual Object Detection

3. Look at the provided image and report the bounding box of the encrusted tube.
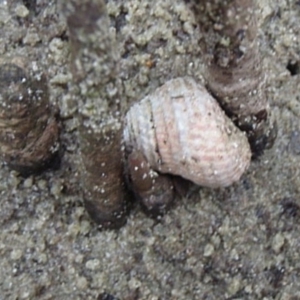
[197,0,277,156]
[61,0,130,229]
[0,58,60,175]
[125,149,175,217]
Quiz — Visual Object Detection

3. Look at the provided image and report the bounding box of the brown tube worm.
[0,58,60,175]
[61,0,130,229]
[196,0,277,156]
[125,149,175,217]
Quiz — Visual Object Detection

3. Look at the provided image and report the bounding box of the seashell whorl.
[124,77,251,188]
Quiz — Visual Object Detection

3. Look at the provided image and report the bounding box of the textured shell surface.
[123,77,251,188]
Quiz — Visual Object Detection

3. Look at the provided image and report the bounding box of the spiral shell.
[124,77,251,188]
[0,61,60,175]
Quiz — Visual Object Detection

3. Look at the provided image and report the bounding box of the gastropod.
[123,77,251,213]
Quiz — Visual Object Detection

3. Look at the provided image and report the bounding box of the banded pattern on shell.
[123,77,251,188]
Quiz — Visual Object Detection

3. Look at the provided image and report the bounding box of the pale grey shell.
[123,77,251,188]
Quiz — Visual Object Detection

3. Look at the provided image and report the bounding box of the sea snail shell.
[123,77,251,193]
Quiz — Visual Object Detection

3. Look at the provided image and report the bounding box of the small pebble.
[8,172,21,188]
[50,73,72,85]
[15,4,29,18]
[227,276,242,296]
[37,179,47,190]
[23,30,41,46]
[85,259,101,271]
[80,220,92,235]
[10,249,23,260]
[75,254,84,264]
[23,177,34,188]
[50,180,63,198]
[76,276,88,290]
[272,233,285,253]
[36,253,48,264]
[203,243,214,257]
[128,277,141,290]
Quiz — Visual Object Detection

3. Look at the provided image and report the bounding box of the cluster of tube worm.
[62,0,276,229]
[0,0,277,229]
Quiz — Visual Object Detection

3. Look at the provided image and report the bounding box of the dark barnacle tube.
[0,60,60,175]
[196,0,277,156]
[125,149,175,218]
[61,0,130,229]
